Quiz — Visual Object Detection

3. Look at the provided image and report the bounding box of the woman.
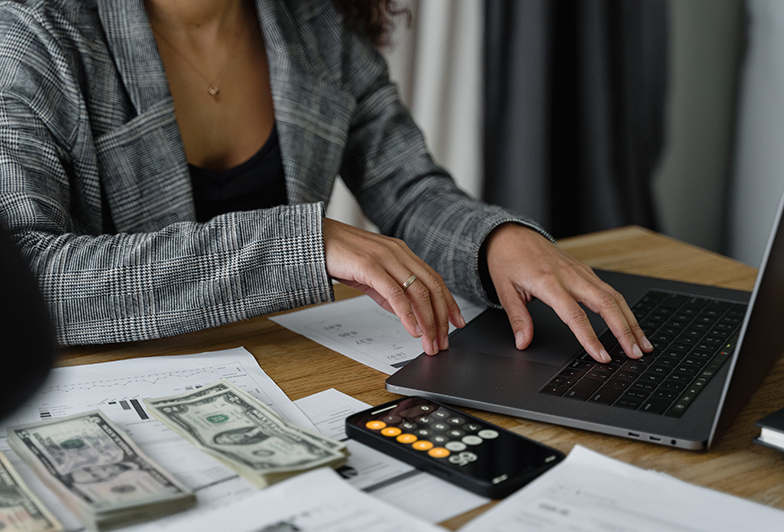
[0,0,650,362]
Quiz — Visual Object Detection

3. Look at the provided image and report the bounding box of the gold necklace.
[151,8,245,102]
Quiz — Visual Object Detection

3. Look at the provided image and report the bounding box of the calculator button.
[428,447,450,458]
[445,441,467,452]
[459,452,478,462]
[365,421,386,430]
[412,440,434,451]
[382,414,402,424]
[396,434,418,444]
[380,427,402,437]
[415,429,432,437]
[416,416,433,424]
[400,421,417,430]
[417,405,434,413]
[446,429,464,438]
[463,423,482,432]
[432,435,448,444]
[478,429,499,439]
[432,410,450,419]
[447,417,465,425]
[462,435,483,446]
[432,423,449,431]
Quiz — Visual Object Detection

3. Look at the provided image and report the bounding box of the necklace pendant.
[208,85,221,101]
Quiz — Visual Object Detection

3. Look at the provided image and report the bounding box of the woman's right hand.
[322,218,465,355]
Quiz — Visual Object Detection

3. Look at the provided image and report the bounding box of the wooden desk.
[59,226,784,529]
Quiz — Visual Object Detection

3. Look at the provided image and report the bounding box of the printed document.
[271,294,485,374]
[460,445,784,531]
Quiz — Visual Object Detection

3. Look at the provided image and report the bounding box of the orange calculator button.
[428,447,450,458]
[396,433,418,444]
[381,427,402,437]
[365,420,387,430]
[412,440,434,451]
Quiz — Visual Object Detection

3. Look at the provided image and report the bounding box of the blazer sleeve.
[0,11,333,346]
[335,30,555,308]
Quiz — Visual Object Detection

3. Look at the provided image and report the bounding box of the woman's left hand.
[484,223,653,363]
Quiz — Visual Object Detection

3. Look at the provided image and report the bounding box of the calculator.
[345,396,565,498]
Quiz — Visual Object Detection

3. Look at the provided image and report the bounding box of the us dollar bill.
[0,450,62,532]
[7,411,195,530]
[144,380,347,488]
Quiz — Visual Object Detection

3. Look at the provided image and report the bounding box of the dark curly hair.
[332,0,409,48]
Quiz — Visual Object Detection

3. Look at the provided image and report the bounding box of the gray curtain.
[483,0,668,238]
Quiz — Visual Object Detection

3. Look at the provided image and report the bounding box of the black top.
[190,124,287,222]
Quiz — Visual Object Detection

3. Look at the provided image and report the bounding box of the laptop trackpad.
[450,303,604,367]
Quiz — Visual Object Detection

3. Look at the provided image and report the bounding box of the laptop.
[386,191,784,450]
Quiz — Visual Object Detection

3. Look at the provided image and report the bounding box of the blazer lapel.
[93,0,356,233]
[95,0,194,233]
[255,0,356,205]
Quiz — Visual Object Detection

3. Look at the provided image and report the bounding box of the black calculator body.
[345,396,565,499]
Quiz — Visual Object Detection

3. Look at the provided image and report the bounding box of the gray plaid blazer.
[0,0,548,346]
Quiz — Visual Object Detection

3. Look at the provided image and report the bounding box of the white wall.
[728,0,784,267]
[652,0,745,256]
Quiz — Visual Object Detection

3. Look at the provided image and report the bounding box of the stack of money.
[7,411,196,531]
[144,379,348,488]
[0,450,62,532]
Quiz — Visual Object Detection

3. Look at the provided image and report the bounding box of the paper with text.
[460,445,784,531]
[271,294,485,374]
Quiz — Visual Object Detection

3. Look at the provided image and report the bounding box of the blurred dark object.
[483,0,668,238]
[0,229,55,420]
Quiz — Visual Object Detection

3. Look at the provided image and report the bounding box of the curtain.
[326,0,484,230]
[483,0,668,238]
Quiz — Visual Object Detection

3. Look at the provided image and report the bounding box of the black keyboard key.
[640,397,673,414]
[550,375,578,387]
[624,389,651,400]
[667,372,692,383]
[585,370,612,382]
[560,368,586,379]
[706,300,731,312]
[620,361,646,373]
[540,385,569,396]
[616,397,644,410]
[660,294,688,308]
[660,380,687,392]
[631,381,657,393]
[683,297,709,309]
[645,364,673,376]
[604,378,632,390]
[674,365,700,377]
[589,387,624,405]
[682,357,708,368]
[564,379,603,400]
[615,371,639,381]
[638,373,666,385]
[654,389,681,401]
[653,357,678,368]
[568,359,594,371]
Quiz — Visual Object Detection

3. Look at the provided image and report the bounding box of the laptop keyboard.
[539,290,747,417]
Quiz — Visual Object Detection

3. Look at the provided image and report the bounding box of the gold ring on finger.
[402,274,417,291]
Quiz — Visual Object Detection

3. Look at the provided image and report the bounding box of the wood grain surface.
[58,226,784,529]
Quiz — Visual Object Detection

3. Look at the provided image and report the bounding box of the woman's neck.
[143,0,247,36]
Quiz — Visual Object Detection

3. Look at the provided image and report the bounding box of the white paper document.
[0,347,316,532]
[295,389,489,523]
[134,467,444,532]
[271,294,486,374]
[460,445,784,532]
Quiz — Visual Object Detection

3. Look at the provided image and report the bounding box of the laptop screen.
[710,189,784,446]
